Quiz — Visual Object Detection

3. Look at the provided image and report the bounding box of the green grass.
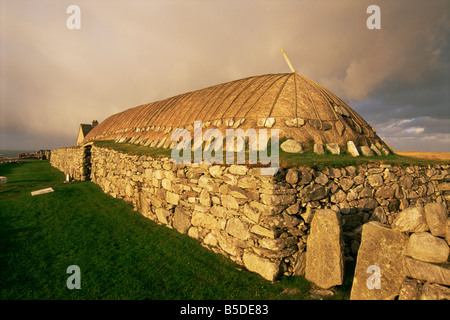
[0,160,352,300]
[94,139,447,171]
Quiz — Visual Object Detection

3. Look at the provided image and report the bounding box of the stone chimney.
[92,120,98,127]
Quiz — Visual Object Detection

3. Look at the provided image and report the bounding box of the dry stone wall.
[84,145,449,284]
[350,201,450,300]
[50,146,90,181]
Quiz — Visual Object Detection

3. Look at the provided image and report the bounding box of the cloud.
[0,0,448,151]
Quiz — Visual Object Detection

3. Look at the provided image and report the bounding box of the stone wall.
[86,145,449,283]
[350,202,449,300]
[50,146,91,181]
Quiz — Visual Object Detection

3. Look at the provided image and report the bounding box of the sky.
[1,0,449,152]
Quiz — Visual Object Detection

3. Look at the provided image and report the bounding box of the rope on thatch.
[208,78,249,121]
[179,85,220,126]
[243,74,289,118]
[297,74,323,129]
[293,72,298,122]
[267,73,291,120]
[220,76,260,119]
[160,90,199,127]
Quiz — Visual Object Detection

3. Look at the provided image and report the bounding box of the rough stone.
[229,164,249,175]
[285,118,305,127]
[221,194,239,210]
[243,252,281,281]
[301,184,328,202]
[292,251,307,276]
[360,146,374,157]
[191,211,218,229]
[305,209,344,289]
[298,169,313,185]
[199,189,211,207]
[166,191,180,205]
[424,203,448,237]
[367,174,383,187]
[375,186,395,199]
[260,193,296,206]
[347,141,360,157]
[173,207,191,234]
[350,221,409,300]
[335,121,345,136]
[339,178,354,191]
[325,143,340,155]
[392,205,429,233]
[398,279,420,300]
[226,218,250,241]
[204,231,218,246]
[285,168,299,185]
[260,236,298,251]
[313,143,324,155]
[447,217,450,245]
[403,256,450,286]
[406,232,449,263]
[280,139,303,153]
[217,232,242,257]
[420,282,450,300]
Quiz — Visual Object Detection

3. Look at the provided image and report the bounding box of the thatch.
[82,72,390,154]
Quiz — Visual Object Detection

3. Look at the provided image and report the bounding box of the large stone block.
[305,209,344,289]
[406,232,449,263]
[173,207,191,234]
[392,205,429,233]
[350,221,409,300]
[403,256,450,286]
[243,252,281,281]
[300,184,328,202]
[424,203,448,237]
[226,218,250,241]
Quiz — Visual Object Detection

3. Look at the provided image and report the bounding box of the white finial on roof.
[281,48,296,73]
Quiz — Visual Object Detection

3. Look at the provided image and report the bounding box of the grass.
[0,160,352,300]
[94,139,448,171]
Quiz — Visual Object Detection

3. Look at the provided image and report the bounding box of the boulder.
[280,139,303,153]
[350,221,409,300]
[347,141,360,157]
[301,184,328,202]
[424,203,448,237]
[326,143,340,155]
[420,282,450,300]
[305,209,344,289]
[229,164,249,175]
[403,256,450,286]
[392,206,429,233]
[173,207,191,234]
[447,217,450,245]
[285,168,299,185]
[398,279,420,300]
[360,146,374,157]
[191,211,218,230]
[406,232,449,263]
[243,252,281,281]
[221,194,239,210]
[314,143,324,155]
[226,218,250,241]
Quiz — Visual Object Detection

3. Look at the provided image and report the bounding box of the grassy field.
[0,160,353,300]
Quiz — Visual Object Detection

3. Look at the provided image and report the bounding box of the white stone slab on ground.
[0,176,7,184]
[31,187,54,196]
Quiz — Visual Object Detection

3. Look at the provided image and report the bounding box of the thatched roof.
[82,72,390,154]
